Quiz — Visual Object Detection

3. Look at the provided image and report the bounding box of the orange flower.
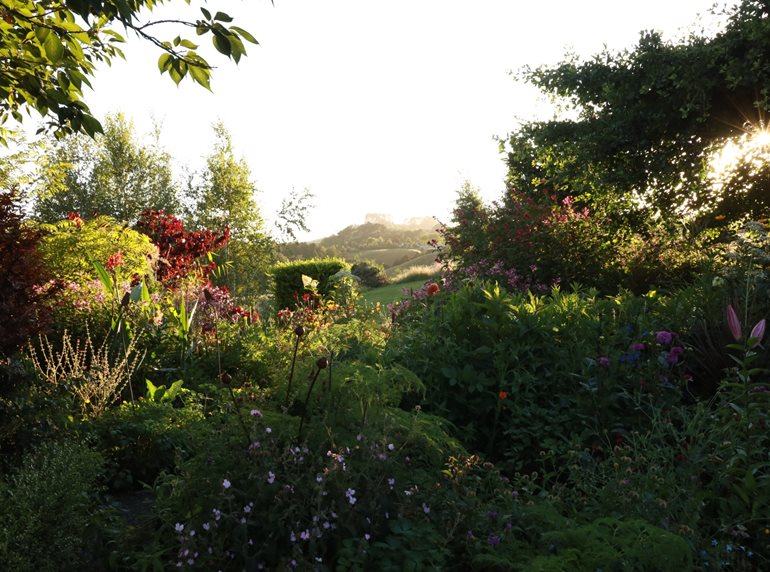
[714,214,726,221]
[498,391,508,400]
[426,282,440,295]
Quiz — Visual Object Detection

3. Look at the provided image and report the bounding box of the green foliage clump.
[352,260,389,288]
[439,183,711,294]
[523,518,691,572]
[503,0,770,224]
[387,281,701,472]
[272,257,350,310]
[83,400,206,491]
[33,113,181,223]
[38,214,157,284]
[0,439,106,572]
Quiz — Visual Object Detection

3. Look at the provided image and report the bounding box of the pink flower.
[749,319,766,348]
[727,304,742,342]
[630,342,646,352]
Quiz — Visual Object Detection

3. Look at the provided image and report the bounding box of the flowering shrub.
[37,214,157,285]
[438,186,622,291]
[135,210,229,288]
[387,282,697,473]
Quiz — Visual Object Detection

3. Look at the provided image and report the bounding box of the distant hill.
[278,215,442,269]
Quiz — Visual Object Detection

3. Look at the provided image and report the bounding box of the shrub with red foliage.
[0,190,51,356]
[135,210,230,288]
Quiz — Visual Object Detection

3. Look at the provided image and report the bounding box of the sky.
[37,0,726,239]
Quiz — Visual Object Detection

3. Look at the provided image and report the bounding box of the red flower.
[426,282,440,295]
[105,251,124,271]
[498,391,508,400]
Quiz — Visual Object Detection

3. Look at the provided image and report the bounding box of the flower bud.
[294,325,305,338]
[120,292,130,307]
[317,357,329,369]
[750,318,766,348]
[220,372,232,385]
[727,304,742,341]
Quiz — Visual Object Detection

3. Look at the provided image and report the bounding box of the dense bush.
[0,439,107,572]
[351,260,389,288]
[386,281,705,472]
[0,190,51,357]
[37,213,158,285]
[438,185,712,294]
[272,257,350,310]
[135,210,229,288]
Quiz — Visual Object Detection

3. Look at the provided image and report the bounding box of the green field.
[356,248,422,267]
[360,279,428,307]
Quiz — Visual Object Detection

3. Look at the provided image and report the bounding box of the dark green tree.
[33,113,179,222]
[503,0,770,223]
[0,0,261,144]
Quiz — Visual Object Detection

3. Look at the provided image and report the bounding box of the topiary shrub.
[272,257,349,310]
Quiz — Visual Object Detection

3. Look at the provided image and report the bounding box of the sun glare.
[708,125,770,185]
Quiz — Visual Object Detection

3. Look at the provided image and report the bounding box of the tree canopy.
[33,112,180,221]
[0,0,260,144]
[503,0,770,222]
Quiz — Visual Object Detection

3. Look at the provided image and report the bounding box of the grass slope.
[361,279,428,307]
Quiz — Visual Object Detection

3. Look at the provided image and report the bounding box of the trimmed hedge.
[272,257,350,310]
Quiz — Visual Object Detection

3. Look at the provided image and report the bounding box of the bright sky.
[73,0,722,239]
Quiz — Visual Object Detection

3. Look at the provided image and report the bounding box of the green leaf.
[188,64,211,90]
[81,114,102,138]
[92,259,113,292]
[214,11,234,22]
[212,33,231,57]
[34,26,50,44]
[230,26,258,44]
[158,52,172,73]
[200,7,212,20]
[43,33,65,64]
[168,64,183,85]
[164,379,184,401]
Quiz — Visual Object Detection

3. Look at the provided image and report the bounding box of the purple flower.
[222,478,231,489]
[597,356,610,369]
[422,502,430,514]
[666,345,684,365]
[250,409,262,417]
[630,342,646,352]
[656,331,674,345]
[488,534,501,546]
[267,471,275,484]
